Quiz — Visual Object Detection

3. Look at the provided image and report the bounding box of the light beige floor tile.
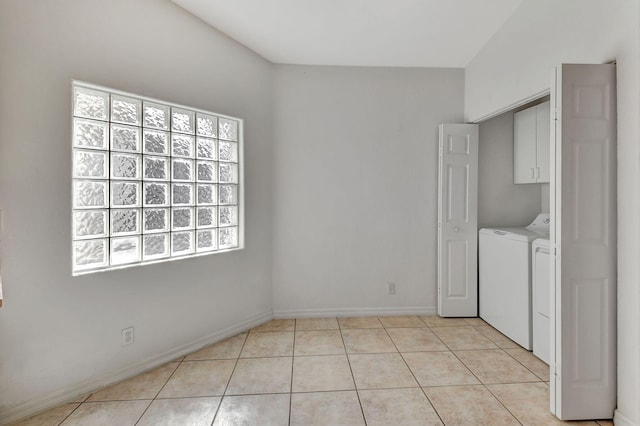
[424,385,519,425]
[294,330,345,355]
[474,326,521,349]
[60,401,150,426]
[359,388,443,426]
[213,394,290,426]
[420,316,469,327]
[504,348,550,381]
[251,319,295,333]
[185,333,247,361]
[295,317,339,330]
[341,329,397,353]
[13,404,79,426]
[379,315,425,328]
[290,391,365,426]
[157,360,235,398]
[488,382,600,426]
[455,349,540,384]
[226,357,292,395]
[403,351,479,387]
[387,327,447,352]
[464,317,488,326]
[338,316,383,329]
[240,331,294,358]
[87,362,179,401]
[349,353,418,389]
[596,421,614,426]
[292,354,355,392]
[137,397,220,426]
[431,326,498,350]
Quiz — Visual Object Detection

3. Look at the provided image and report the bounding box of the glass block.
[73,239,108,271]
[219,163,238,183]
[73,210,108,239]
[143,130,169,155]
[218,141,238,163]
[196,138,217,160]
[110,209,140,236]
[172,158,194,181]
[144,156,169,180]
[172,207,194,230]
[196,113,217,137]
[143,233,169,260]
[73,118,108,149]
[143,101,170,130]
[74,180,108,208]
[111,95,141,125]
[144,208,169,233]
[219,226,238,249]
[144,182,169,206]
[74,86,108,120]
[111,153,141,180]
[196,206,216,228]
[172,183,194,205]
[74,150,108,179]
[111,124,141,152]
[218,118,238,141]
[110,236,141,265]
[197,184,216,205]
[172,231,194,255]
[218,185,238,205]
[197,229,217,252]
[219,206,238,227]
[171,134,194,158]
[111,181,140,207]
[171,108,195,134]
[197,161,217,182]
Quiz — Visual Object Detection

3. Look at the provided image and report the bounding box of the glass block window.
[72,82,242,275]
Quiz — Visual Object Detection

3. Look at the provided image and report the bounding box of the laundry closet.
[476,97,551,360]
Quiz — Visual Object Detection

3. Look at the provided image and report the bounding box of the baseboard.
[613,409,635,426]
[273,306,437,319]
[1,310,273,426]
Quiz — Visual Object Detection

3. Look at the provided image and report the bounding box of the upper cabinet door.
[514,101,551,184]
[514,106,538,183]
[536,102,551,182]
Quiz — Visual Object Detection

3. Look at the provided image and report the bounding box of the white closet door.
[437,124,479,317]
[550,63,617,420]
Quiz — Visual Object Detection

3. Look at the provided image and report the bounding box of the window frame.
[71,81,244,276]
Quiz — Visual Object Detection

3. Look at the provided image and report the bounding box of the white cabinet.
[514,101,550,183]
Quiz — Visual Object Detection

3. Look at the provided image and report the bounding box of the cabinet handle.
[531,167,535,179]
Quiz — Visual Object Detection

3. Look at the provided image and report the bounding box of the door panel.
[437,124,478,317]
[551,63,616,420]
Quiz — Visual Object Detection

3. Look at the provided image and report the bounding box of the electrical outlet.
[122,327,134,346]
[387,282,396,295]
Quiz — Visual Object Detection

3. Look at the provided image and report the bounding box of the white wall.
[466,1,640,424]
[272,65,464,317]
[478,109,543,228]
[0,0,273,421]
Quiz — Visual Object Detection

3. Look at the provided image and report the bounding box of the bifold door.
[437,124,479,317]
[550,63,617,420]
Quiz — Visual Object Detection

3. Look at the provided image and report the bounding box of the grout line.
[338,317,368,425]
[288,318,297,426]
[131,356,184,425]
[209,332,249,426]
[55,402,84,426]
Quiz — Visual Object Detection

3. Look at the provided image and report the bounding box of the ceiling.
[172,0,525,68]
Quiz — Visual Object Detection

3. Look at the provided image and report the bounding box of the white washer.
[479,214,550,350]
[532,238,551,365]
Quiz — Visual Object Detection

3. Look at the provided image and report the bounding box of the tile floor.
[12,316,615,426]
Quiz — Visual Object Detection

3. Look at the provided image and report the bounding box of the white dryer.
[532,238,551,365]
[479,213,550,350]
